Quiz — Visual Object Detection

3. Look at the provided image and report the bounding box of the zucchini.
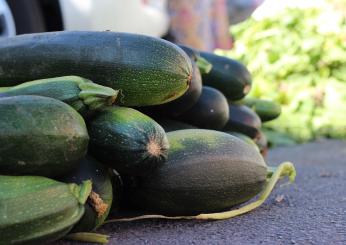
[88,106,169,176]
[0,95,89,177]
[140,44,203,117]
[200,51,252,101]
[178,45,212,74]
[227,131,260,152]
[0,31,192,106]
[127,129,267,215]
[108,169,123,217]
[255,130,269,158]
[154,117,197,132]
[0,76,118,117]
[223,104,262,139]
[177,86,229,129]
[59,156,113,232]
[0,175,91,245]
[242,97,282,122]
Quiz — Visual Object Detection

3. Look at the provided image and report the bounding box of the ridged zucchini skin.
[177,86,229,130]
[242,98,282,122]
[0,76,118,117]
[128,129,267,215]
[200,51,252,101]
[59,156,113,232]
[88,106,169,176]
[140,45,202,117]
[0,175,90,245]
[0,31,192,106]
[0,95,89,177]
[223,104,262,139]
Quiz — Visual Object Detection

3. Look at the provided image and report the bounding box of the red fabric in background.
[168,0,232,51]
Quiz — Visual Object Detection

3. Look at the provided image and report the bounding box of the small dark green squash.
[200,51,252,101]
[223,104,262,139]
[242,97,282,122]
[88,106,169,176]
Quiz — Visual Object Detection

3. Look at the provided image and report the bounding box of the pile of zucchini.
[0,31,295,244]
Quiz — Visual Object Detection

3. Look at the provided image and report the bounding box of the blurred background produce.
[219,0,346,145]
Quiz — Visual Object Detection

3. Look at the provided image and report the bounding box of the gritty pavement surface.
[55,139,346,245]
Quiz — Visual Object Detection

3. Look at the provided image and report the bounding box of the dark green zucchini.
[0,31,192,106]
[58,156,114,232]
[108,169,123,216]
[227,131,260,152]
[127,129,267,215]
[223,104,262,139]
[0,76,118,117]
[0,175,91,245]
[154,117,197,132]
[242,97,282,122]
[139,45,203,117]
[88,106,169,176]
[200,51,252,101]
[178,45,212,74]
[177,86,229,129]
[0,95,89,177]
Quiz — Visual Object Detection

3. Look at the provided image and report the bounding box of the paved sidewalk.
[56,139,346,245]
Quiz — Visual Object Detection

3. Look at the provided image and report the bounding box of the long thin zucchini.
[0,76,118,116]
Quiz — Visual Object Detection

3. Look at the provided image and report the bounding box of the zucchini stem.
[69,180,93,205]
[65,232,109,244]
[105,161,296,222]
[78,82,119,110]
[266,166,276,179]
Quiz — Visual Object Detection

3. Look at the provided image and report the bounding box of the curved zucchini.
[223,104,262,139]
[0,76,118,117]
[128,129,267,215]
[88,106,169,176]
[242,97,282,122]
[0,95,89,177]
[177,86,229,130]
[0,175,91,245]
[0,31,192,106]
[59,156,113,232]
[200,51,252,101]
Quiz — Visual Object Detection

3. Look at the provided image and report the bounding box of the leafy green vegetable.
[220,6,346,143]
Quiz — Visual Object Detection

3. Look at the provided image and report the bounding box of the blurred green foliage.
[221,7,346,144]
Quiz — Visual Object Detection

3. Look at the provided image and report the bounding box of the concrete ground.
[56,139,346,245]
